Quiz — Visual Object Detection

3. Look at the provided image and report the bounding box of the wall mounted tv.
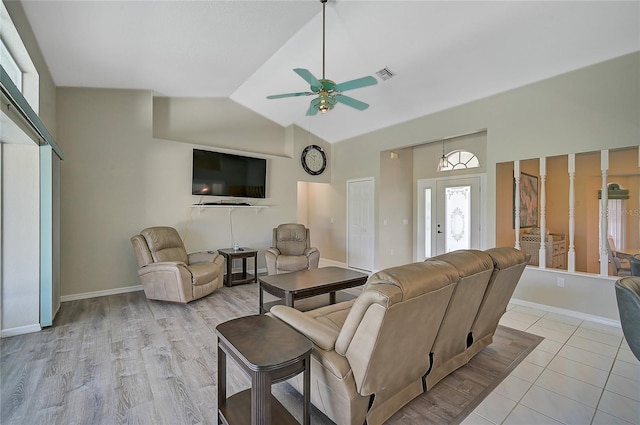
[192,149,266,198]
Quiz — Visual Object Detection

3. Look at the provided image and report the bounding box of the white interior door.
[347,178,374,271]
[418,175,483,259]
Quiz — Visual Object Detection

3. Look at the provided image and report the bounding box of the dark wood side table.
[216,315,312,425]
[218,248,258,286]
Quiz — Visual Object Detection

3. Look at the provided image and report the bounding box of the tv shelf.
[192,204,268,213]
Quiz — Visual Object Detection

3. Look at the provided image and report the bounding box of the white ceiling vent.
[375,67,396,81]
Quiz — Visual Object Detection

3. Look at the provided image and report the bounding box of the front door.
[417,175,483,259]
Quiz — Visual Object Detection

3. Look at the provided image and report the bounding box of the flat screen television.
[192,149,266,198]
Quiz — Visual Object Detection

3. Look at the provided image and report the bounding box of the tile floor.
[461,304,640,425]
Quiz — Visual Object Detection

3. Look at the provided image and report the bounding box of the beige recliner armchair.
[130,226,225,303]
[265,223,320,275]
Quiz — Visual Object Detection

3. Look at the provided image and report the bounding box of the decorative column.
[539,157,547,268]
[514,161,521,249]
[600,150,609,276]
[567,154,576,272]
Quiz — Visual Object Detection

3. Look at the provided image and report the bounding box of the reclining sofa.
[269,247,529,425]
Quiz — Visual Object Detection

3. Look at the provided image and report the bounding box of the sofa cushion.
[364,260,459,301]
[189,262,219,286]
[425,250,495,388]
[275,224,308,256]
[276,255,309,272]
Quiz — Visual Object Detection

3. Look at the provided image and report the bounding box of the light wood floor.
[1,283,540,425]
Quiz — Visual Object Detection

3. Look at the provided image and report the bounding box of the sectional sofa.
[269,247,530,425]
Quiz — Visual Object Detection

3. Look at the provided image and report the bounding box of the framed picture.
[515,172,538,228]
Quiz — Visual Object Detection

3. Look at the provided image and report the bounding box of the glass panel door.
[444,185,471,252]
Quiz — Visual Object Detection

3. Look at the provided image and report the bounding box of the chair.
[265,223,319,275]
[608,236,631,276]
[615,277,640,361]
[130,226,225,303]
[630,255,640,276]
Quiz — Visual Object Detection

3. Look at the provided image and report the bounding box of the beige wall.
[379,147,413,269]
[153,97,288,157]
[56,87,333,296]
[331,52,639,271]
[52,51,640,309]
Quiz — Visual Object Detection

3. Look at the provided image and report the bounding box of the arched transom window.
[438,149,480,171]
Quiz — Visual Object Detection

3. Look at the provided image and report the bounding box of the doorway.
[347,178,374,271]
[417,175,484,260]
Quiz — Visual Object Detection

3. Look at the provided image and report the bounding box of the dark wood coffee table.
[259,266,369,314]
[216,315,312,425]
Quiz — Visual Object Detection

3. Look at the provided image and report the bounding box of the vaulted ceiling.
[20,1,640,143]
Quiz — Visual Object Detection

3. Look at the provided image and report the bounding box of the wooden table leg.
[329,291,336,305]
[253,252,258,283]
[303,354,310,425]
[226,255,233,286]
[242,257,247,280]
[252,370,272,425]
[217,345,227,423]
[259,284,264,314]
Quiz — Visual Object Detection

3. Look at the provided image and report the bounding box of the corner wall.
[56,88,332,297]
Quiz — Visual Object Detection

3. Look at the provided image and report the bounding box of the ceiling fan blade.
[266,92,313,99]
[294,68,322,90]
[334,76,378,92]
[335,94,369,111]
[305,99,319,116]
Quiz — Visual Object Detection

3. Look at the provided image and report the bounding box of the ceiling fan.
[266,0,377,116]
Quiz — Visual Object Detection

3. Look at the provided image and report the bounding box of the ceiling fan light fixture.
[266,0,377,115]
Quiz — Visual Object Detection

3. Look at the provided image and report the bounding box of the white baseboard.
[61,284,143,302]
[60,262,349,303]
[510,298,621,328]
[319,258,347,268]
[1,323,41,338]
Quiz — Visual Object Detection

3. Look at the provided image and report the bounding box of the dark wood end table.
[218,248,258,286]
[259,266,369,314]
[216,315,312,425]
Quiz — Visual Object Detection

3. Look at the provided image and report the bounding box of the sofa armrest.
[138,261,189,274]
[188,251,220,264]
[266,247,281,256]
[303,247,319,257]
[270,305,339,351]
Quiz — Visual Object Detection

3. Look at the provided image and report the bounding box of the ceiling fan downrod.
[321,0,327,80]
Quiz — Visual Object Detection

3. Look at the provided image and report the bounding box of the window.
[1,37,22,92]
[438,150,480,172]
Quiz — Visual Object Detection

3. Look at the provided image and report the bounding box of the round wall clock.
[301,144,327,175]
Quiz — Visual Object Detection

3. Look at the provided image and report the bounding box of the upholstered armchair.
[615,277,640,361]
[130,226,225,303]
[265,223,320,275]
